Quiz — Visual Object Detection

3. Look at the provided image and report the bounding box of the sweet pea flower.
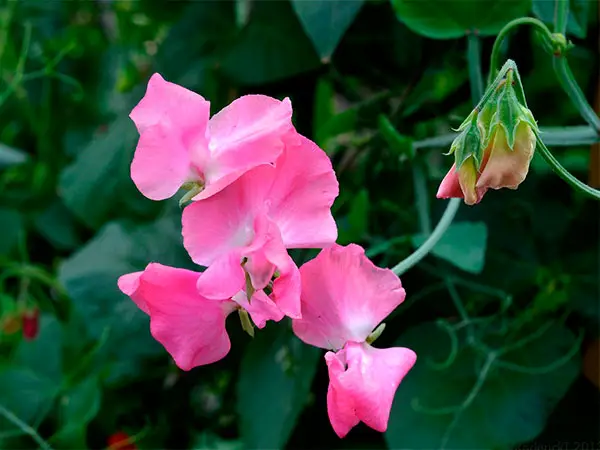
[129,73,293,201]
[182,132,339,326]
[118,263,237,370]
[437,122,536,205]
[292,244,417,438]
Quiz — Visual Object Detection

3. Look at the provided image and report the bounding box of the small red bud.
[22,308,39,341]
[107,431,137,450]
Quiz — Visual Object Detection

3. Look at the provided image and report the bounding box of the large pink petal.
[117,263,235,370]
[129,74,211,200]
[436,164,464,200]
[130,73,210,145]
[325,342,417,437]
[196,253,245,300]
[292,244,405,350]
[195,95,293,200]
[267,134,339,248]
[182,167,273,266]
[130,124,192,200]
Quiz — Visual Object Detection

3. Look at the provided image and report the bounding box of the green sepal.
[453,114,483,171]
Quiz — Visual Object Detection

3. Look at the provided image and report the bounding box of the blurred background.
[0,0,598,449]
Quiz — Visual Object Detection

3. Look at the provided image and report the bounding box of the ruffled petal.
[182,166,273,266]
[267,134,339,248]
[195,95,293,200]
[196,253,245,300]
[325,342,416,437]
[292,244,405,350]
[117,263,236,370]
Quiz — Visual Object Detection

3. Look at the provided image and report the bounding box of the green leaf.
[192,431,244,450]
[13,315,63,383]
[0,368,57,427]
[237,323,320,449]
[50,376,102,448]
[58,210,191,383]
[412,222,488,274]
[378,115,414,160]
[221,1,320,85]
[313,77,336,145]
[533,0,589,39]
[291,0,364,61]
[338,189,370,245]
[0,143,28,168]
[386,321,580,449]
[34,200,81,251]
[59,116,158,229]
[390,0,531,39]
[0,208,23,257]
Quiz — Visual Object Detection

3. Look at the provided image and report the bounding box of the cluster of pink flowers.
[118,74,416,438]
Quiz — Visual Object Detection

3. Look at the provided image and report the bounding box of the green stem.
[554,0,569,35]
[391,198,461,276]
[467,33,484,104]
[488,18,554,84]
[536,138,600,201]
[552,57,600,133]
[0,404,52,450]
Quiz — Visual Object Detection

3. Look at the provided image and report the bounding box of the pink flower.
[182,132,339,325]
[129,73,293,201]
[292,244,416,438]
[437,122,536,205]
[118,263,237,370]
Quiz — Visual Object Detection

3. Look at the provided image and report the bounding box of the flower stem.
[552,57,600,133]
[0,404,52,450]
[488,18,554,84]
[391,198,461,276]
[536,138,600,201]
[467,33,484,105]
[554,0,569,35]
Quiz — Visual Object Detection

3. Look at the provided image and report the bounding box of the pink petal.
[292,244,406,350]
[233,290,285,328]
[195,95,293,200]
[130,124,192,200]
[325,342,417,437]
[265,241,301,319]
[117,271,148,314]
[436,164,464,200]
[182,166,273,266]
[129,74,211,200]
[196,253,245,300]
[117,263,235,370]
[267,133,339,248]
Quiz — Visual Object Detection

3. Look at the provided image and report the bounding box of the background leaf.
[386,321,581,449]
[390,0,532,39]
[412,221,488,273]
[237,323,320,449]
[291,0,364,61]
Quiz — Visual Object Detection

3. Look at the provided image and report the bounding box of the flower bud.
[437,67,538,205]
[22,308,39,341]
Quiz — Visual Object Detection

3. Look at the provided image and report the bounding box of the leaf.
[13,315,63,383]
[390,0,531,39]
[412,222,488,274]
[50,376,102,448]
[0,208,23,257]
[192,431,245,450]
[338,189,370,245]
[221,1,320,85]
[386,321,580,449]
[237,323,320,449]
[34,200,81,250]
[291,0,364,61]
[0,143,28,168]
[58,209,192,383]
[59,116,158,229]
[532,0,589,39]
[313,77,336,145]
